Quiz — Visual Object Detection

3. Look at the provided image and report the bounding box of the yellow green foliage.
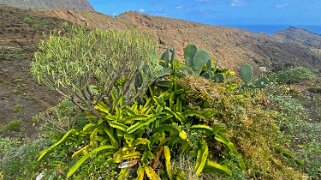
[178,76,304,179]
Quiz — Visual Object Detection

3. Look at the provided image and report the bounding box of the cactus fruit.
[240,64,253,84]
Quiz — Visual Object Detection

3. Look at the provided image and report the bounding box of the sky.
[88,0,321,26]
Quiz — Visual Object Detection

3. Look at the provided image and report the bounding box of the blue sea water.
[224,25,321,35]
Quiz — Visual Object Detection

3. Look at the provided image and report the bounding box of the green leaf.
[205,160,232,176]
[83,123,96,132]
[118,168,130,180]
[194,140,209,175]
[123,114,150,123]
[154,125,180,134]
[191,125,213,134]
[136,166,145,180]
[127,116,157,134]
[164,146,173,180]
[108,121,129,132]
[67,145,116,178]
[144,166,161,180]
[133,138,150,146]
[103,127,119,147]
[38,129,76,161]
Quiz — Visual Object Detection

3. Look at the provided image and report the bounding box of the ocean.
[223,25,321,35]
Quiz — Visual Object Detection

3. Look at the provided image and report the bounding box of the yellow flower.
[228,71,235,76]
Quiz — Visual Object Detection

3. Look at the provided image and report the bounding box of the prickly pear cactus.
[214,73,224,83]
[201,71,212,80]
[184,44,197,67]
[240,64,253,84]
[192,50,210,75]
[254,77,269,88]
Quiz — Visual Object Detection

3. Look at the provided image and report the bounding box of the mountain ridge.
[0,0,94,11]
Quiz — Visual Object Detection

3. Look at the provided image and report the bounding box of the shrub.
[37,79,244,179]
[271,67,317,84]
[31,25,164,115]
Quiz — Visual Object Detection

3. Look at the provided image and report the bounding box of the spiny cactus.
[181,44,210,75]
[184,44,198,67]
[239,64,269,89]
[192,50,211,75]
[240,64,253,84]
[214,73,225,83]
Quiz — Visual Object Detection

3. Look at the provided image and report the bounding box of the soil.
[0,6,66,137]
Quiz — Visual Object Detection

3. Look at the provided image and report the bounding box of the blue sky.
[88,0,321,25]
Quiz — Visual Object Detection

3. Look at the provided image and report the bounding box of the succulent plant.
[240,64,253,84]
[239,64,269,89]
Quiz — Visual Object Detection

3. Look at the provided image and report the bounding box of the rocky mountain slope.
[0,0,93,11]
[274,26,321,49]
[40,10,321,72]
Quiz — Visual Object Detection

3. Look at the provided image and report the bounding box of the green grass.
[5,119,23,132]
[12,104,22,113]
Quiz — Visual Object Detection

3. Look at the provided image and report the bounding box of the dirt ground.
[0,6,65,138]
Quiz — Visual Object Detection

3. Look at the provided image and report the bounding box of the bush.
[31,25,164,115]
[271,67,317,84]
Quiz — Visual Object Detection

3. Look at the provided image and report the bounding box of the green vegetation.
[21,14,51,31]
[0,49,24,61]
[12,104,22,113]
[5,119,23,132]
[267,84,321,178]
[239,64,269,89]
[270,66,317,84]
[1,25,320,179]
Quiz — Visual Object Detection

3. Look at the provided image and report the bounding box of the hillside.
[274,26,321,49]
[0,0,93,11]
[1,5,321,137]
[40,10,321,72]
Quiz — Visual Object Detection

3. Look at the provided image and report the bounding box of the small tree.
[31,25,163,114]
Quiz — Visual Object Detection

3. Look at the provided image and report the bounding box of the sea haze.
[224,25,321,35]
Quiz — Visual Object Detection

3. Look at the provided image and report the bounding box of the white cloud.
[138,9,145,12]
[275,3,289,8]
[230,0,245,7]
[176,5,183,9]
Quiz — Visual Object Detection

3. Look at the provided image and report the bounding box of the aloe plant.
[38,78,243,179]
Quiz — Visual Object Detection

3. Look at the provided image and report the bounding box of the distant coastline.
[223,25,321,35]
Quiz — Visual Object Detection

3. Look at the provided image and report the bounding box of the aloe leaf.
[194,140,209,175]
[205,160,232,176]
[164,146,173,180]
[144,166,161,180]
[108,121,129,132]
[38,129,76,161]
[67,145,116,178]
